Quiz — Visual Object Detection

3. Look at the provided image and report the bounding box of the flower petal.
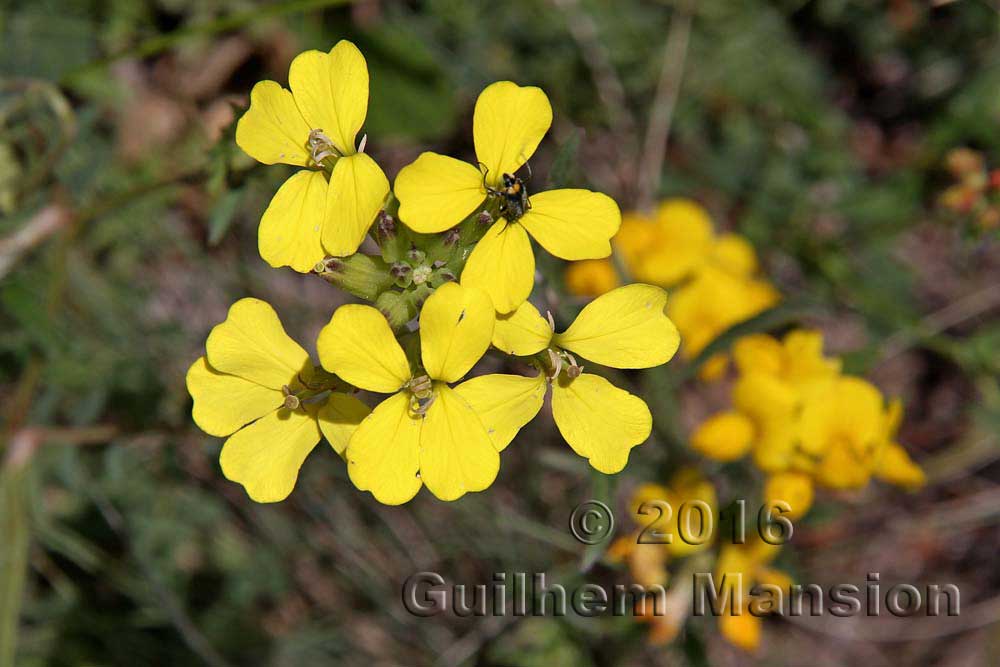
[219,406,321,503]
[317,305,410,393]
[258,169,328,273]
[206,298,310,389]
[518,189,621,260]
[875,442,926,490]
[318,392,371,456]
[322,152,389,257]
[235,80,312,166]
[473,81,552,185]
[553,284,679,369]
[800,377,883,456]
[763,471,814,520]
[186,357,282,437]
[453,373,546,451]
[719,610,761,652]
[460,219,534,314]
[551,373,651,474]
[732,334,783,377]
[346,391,422,505]
[492,300,552,356]
[690,410,754,462]
[419,384,499,501]
[288,40,368,156]
[394,152,486,233]
[419,282,495,383]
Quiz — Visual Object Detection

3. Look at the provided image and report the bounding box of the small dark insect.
[481,163,532,221]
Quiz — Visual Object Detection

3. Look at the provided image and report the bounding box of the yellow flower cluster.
[691,329,926,517]
[187,41,681,504]
[565,199,779,379]
[607,468,720,644]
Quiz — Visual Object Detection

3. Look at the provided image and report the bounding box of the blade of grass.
[0,438,32,667]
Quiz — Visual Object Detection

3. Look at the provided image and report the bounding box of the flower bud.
[316,253,394,302]
[375,211,396,242]
[406,248,426,265]
[429,268,456,288]
[376,211,411,264]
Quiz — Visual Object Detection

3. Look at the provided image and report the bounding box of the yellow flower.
[733,330,841,396]
[714,535,791,652]
[394,82,621,313]
[721,330,840,472]
[466,284,679,473]
[763,470,814,520]
[656,468,718,558]
[800,377,886,489]
[235,40,390,272]
[874,399,926,490]
[610,469,716,633]
[667,265,780,363]
[606,199,714,287]
[690,410,755,462]
[564,258,620,297]
[731,371,800,472]
[317,282,520,504]
[709,232,758,278]
[186,298,370,502]
[644,198,715,285]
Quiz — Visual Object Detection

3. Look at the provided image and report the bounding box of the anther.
[308,129,341,164]
[281,385,301,410]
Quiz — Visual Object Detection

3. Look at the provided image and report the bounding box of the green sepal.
[315,253,394,302]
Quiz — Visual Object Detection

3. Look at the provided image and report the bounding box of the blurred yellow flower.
[470,284,679,473]
[186,298,369,502]
[612,469,718,645]
[690,410,755,462]
[801,376,887,489]
[667,265,780,369]
[235,40,390,271]
[691,328,925,517]
[714,536,791,652]
[875,399,927,490]
[623,199,715,285]
[394,81,621,313]
[564,258,621,297]
[763,471,814,520]
[564,198,779,380]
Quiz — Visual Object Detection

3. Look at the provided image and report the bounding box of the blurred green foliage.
[1,0,999,665]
